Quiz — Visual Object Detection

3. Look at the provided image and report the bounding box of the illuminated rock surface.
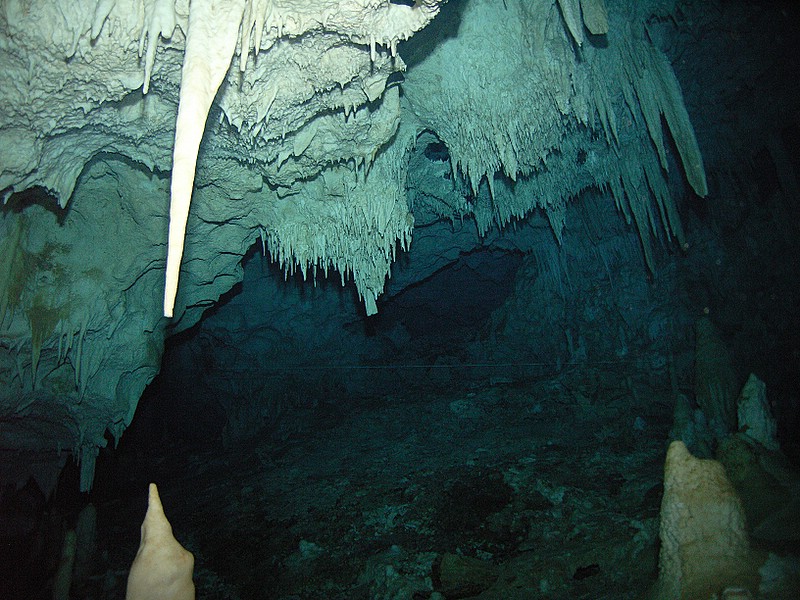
[1,0,799,598]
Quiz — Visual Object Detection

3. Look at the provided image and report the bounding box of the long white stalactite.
[163,0,247,318]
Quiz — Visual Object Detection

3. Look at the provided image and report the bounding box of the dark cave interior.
[2,1,800,599]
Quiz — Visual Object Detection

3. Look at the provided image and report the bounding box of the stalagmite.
[695,317,738,439]
[126,483,195,600]
[53,530,77,600]
[736,374,779,451]
[646,441,760,599]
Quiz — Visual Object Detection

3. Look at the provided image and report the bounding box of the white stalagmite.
[126,483,195,600]
[645,442,759,599]
[164,0,247,317]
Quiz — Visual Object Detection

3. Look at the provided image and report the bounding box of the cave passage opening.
[94,231,528,494]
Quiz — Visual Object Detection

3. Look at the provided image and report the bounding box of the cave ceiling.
[0,0,715,491]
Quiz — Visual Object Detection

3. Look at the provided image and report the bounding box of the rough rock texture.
[480,188,692,379]
[694,317,739,440]
[100,371,675,600]
[646,441,760,600]
[1,0,711,491]
[402,0,703,262]
[52,529,77,600]
[737,373,779,451]
[717,433,800,546]
[0,0,442,490]
[0,160,172,492]
[434,553,499,598]
[666,0,800,462]
[2,0,798,597]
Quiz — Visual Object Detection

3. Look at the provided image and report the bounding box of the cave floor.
[94,368,673,599]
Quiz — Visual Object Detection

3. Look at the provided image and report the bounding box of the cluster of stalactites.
[160,0,443,317]
[236,0,442,72]
[257,130,415,316]
[84,0,443,98]
[405,0,705,271]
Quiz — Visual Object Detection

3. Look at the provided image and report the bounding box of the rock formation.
[1,0,712,491]
[126,483,195,600]
[646,441,760,600]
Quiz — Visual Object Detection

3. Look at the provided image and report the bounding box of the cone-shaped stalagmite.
[646,441,759,599]
[126,483,195,600]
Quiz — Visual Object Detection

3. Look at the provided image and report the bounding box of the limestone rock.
[53,529,77,600]
[581,0,609,35]
[0,0,441,493]
[695,318,738,439]
[0,0,712,497]
[126,483,195,600]
[73,503,97,586]
[646,441,759,600]
[718,433,800,545]
[737,373,779,451]
[669,392,713,458]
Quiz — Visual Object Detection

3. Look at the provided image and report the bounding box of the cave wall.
[0,0,444,491]
[663,0,800,455]
[5,0,795,493]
